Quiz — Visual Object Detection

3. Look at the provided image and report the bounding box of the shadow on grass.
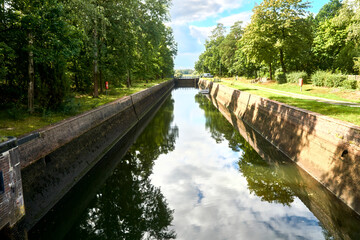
[237,88,258,91]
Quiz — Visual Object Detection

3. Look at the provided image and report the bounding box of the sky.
[168,0,331,70]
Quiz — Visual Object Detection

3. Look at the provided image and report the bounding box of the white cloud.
[149,89,325,240]
[170,0,245,25]
[217,11,252,27]
[189,25,215,44]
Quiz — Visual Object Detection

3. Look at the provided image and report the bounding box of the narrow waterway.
[30,88,360,239]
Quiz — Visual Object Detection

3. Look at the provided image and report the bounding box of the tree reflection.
[132,97,179,179]
[66,96,178,239]
[195,93,295,206]
[195,93,243,152]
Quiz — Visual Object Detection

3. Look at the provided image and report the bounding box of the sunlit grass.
[0,79,170,137]
[221,78,360,103]
[214,78,360,126]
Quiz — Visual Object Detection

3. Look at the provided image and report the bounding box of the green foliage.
[311,70,347,88]
[219,21,243,75]
[0,0,176,112]
[314,0,343,24]
[194,0,360,82]
[342,79,358,89]
[286,71,308,84]
[325,73,346,87]
[175,69,194,75]
[275,69,287,84]
[241,0,312,74]
[194,23,227,76]
[354,57,360,74]
[311,70,329,86]
[6,104,28,121]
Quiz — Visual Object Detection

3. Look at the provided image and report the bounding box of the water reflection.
[66,154,176,239]
[195,92,360,239]
[30,89,360,240]
[195,93,295,206]
[65,96,178,239]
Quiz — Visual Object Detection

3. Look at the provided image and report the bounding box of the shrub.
[286,71,308,84]
[342,79,357,89]
[311,70,328,86]
[325,74,346,87]
[275,69,286,84]
[311,71,347,88]
[6,103,27,120]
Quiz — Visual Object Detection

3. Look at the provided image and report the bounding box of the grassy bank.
[0,79,170,137]
[215,78,360,126]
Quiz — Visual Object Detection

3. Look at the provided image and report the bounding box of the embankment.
[18,80,174,229]
[199,79,360,215]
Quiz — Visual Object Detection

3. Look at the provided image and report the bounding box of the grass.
[211,78,360,126]
[221,78,360,103]
[0,79,170,137]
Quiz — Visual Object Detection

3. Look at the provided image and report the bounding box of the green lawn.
[215,78,360,126]
[0,79,170,138]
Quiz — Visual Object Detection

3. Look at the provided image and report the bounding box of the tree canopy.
[0,0,177,111]
[194,0,360,80]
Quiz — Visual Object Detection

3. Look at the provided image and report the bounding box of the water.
[30,88,360,239]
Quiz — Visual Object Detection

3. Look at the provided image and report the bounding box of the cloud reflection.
[150,89,325,240]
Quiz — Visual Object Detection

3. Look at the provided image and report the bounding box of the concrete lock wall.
[18,80,174,229]
[174,78,199,88]
[0,138,25,230]
[199,79,360,215]
[210,96,360,239]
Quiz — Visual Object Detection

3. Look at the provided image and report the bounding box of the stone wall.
[18,80,174,229]
[199,79,360,215]
[0,138,25,230]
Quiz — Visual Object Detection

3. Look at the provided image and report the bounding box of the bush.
[342,79,357,89]
[311,70,328,86]
[311,71,347,88]
[286,71,308,84]
[275,69,286,84]
[324,74,346,87]
[6,103,27,120]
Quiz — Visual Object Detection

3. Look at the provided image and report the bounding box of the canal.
[30,88,360,239]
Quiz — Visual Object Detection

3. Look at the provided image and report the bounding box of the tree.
[313,0,360,73]
[0,0,177,112]
[241,0,313,77]
[197,23,227,76]
[219,21,243,76]
[314,0,343,25]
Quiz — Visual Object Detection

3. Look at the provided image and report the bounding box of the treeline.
[195,0,360,82]
[174,69,194,77]
[0,0,177,112]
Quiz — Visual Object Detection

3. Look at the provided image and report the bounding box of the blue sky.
[168,0,331,69]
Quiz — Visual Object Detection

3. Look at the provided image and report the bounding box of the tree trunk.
[99,69,103,94]
[28,32,35,113]
[126,69,132,88]
[93,23,99,98]
[279,49,286,73]
[269,62,273,80]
